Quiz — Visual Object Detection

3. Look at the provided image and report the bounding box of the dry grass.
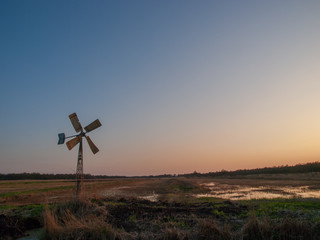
[0,178,131,206]
[43,198,121,240]
[2,196,317,240]
[43,206,61,235]
[241,214,271,240]
[276,217,313,240]
[240,213,316,240]
[163,226,181,240]
[197,220,232,240]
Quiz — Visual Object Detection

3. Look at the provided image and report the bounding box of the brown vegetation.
[1,177,320,239]
[43,198,121,240]
[38,197,320,240]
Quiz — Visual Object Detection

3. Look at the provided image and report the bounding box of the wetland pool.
[195,182,320,200]
[101,182,320,201]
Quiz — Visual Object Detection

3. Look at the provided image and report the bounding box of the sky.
[1,1,320,176]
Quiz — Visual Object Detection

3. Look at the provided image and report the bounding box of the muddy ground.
[2,195,320,239]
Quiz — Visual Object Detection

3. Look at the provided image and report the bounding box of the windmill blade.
[84,119,101,133]
[66,136,81,150]
[69,113,83,133]
[85,136,99,154]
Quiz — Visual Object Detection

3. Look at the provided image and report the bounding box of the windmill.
[58,113,102,196]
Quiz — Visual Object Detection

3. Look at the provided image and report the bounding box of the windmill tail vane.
[58,112,102,196]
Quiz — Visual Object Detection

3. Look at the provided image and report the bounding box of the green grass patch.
[0,205,17,210]
[212,208,225,217]
[20,204,46,217]
[241,198,320,218]
[0,203,46,218]
[104,201,127,206]
[187,196,225,204]
[172,184,194,192]
[0,185,74,197]
[129,214,136,221]
[0,181,66,185]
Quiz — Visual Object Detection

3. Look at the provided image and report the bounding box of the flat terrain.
[1,173,320,205]
[1,174,320,239]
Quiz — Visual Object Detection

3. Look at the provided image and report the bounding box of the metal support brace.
[75,139,84,196]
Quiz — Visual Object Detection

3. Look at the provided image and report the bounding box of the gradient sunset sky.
[1,1,320,176]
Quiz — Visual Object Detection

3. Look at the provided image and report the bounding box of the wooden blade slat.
[66,136,81,150]
[84,119,101,133]
[86,136,99,154]
[69,113,83,133]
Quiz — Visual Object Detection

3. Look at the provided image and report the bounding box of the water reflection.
[196,183,320,200]
[101,186,159,202]
[139,192,158,202]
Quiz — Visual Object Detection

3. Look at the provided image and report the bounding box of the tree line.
[0,173,125,180]
[1,162,320,180]
[180,161,320,178]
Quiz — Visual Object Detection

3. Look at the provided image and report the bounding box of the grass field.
[1,174,320,239]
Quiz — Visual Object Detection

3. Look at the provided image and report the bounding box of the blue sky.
[1,1,320,175]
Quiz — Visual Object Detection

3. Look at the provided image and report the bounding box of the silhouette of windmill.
[58,113,101,196]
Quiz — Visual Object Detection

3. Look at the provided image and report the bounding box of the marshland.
[1,170,320,239]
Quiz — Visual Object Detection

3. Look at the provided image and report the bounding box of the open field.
[1,174,320,239]
[1,173,320,205]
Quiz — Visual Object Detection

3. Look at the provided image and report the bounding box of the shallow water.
[101,186,159,202]
[139,192,159,202]
[16,228,43,240]
[195,183,320,200]
[100,181,320,201]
